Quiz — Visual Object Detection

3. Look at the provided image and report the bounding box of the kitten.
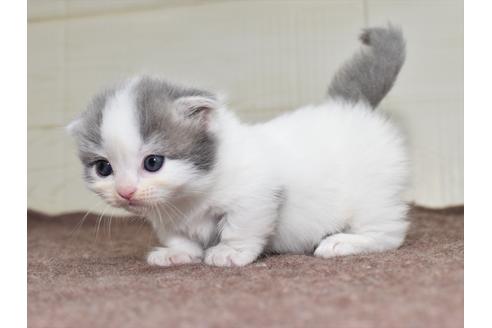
[68,25,408,267]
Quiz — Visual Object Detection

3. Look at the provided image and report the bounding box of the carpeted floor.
[27,206,463,328]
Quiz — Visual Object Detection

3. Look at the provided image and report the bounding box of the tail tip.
[358,23,405,49]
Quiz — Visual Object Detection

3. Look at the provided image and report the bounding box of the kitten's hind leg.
[313,220,408,258]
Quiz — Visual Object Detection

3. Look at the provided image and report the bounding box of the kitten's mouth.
[110,195,168,214]
[125,203,149,214]
[114,199,148,213]
[128,199,142,206]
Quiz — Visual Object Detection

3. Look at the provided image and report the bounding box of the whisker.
[107,208,115,244]
[69,202,104,238]
[153,204,164,226]
[94,205,109,242]
[165,202,192,229]
[161,203,180,228]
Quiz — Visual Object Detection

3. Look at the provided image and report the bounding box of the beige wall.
[28,0,463,213]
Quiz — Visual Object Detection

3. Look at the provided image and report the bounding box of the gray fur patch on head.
[327,24,406,108]
[133,77,218,171]
[69,87,116,166]
[69,76,219,173]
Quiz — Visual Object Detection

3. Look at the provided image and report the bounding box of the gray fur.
[134,77,217,171]
[71,76,218,172]
[327,24,406,108]
[72,88,115,166]
[135,77,216,141]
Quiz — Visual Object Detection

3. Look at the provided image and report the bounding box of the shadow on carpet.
[27,206,463,328]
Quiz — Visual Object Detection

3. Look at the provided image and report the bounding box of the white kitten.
[68,25,408,267]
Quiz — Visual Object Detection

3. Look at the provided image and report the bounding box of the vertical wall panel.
[27,0,463,213]
[368,0,464,206]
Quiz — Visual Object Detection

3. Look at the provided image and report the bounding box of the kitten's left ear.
[173,96,218,125]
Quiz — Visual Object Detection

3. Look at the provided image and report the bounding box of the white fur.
[100,81,143,186]
[91,81,211,213]
[143,100,408,267]
[89,89,409,267]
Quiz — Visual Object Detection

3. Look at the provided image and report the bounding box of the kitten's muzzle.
[117,186,137,201]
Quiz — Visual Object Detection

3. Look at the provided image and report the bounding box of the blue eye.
[144,155,164,172]
[94,160,112,177]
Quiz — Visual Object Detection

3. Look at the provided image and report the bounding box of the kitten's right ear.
[65,117,81,136]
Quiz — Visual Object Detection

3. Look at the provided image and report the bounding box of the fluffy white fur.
[177,101,408,266]
[71,26,409,267]
[89,88,408,266]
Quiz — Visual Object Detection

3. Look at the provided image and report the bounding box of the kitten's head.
[67,76,219,214]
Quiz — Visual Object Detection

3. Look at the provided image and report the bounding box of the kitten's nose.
[117,186,137,200]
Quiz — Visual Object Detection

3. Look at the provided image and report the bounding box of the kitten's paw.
[146,247,202,267]
[314,234,363,258]
[204,244,257,267]
[314,232,404,258]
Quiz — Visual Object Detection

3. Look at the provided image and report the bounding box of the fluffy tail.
[327,24,406,108]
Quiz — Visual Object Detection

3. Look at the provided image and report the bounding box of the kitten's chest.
[177,205,225,248]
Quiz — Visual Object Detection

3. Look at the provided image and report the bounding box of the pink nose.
[117,187,137,200]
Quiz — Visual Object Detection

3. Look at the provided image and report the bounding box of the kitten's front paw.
[204,244,257,267]
[146,247,202,267]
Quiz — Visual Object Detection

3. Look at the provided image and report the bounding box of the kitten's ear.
[173,96,218,124]
[65,117,81,136]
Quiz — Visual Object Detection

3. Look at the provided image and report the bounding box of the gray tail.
[327,24,406,108]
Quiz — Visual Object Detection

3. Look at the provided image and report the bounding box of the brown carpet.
[27,206,463,328]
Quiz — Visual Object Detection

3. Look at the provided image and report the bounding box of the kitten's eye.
[94,160,112,177]
[144,155,165,172]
